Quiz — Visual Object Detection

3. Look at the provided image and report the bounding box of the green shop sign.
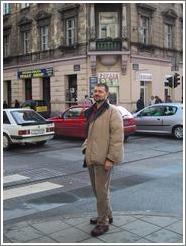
[17,68,53,79]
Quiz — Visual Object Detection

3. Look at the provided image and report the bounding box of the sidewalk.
[3,211,183,244]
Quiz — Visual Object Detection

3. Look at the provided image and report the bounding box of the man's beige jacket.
[83,105,124,166]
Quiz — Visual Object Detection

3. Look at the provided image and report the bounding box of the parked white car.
[3,108,54,150]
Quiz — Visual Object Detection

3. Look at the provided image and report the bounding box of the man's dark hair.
[95,83,109,92]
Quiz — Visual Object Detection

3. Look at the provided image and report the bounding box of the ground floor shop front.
[3,54,183,115]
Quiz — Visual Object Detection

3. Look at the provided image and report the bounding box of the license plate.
[31,129,45,135]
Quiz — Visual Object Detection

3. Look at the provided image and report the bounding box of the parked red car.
[49,105,136,141]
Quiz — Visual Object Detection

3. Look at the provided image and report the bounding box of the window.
[3,35,9,57]
[22,31,30,54]
[140,16,149,45]
[164,24,173,48]
[140,106,164,117]
[3,3,11,15]
[66,18,75,46]
[3,112,11,124]
[99,12,119,39]
[21,3,30,9]
[40,26,49,51]
[63,108,82,119]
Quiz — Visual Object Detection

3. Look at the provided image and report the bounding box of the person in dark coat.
[3,100,8,108]
[14,99,20,108]
[155,96,163,104]
[136,97,144,112]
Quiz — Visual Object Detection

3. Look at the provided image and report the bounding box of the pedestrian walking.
[165,95,172,103]
[83,95,93,107]
[14,99,20,108]
[149,95,156,105]
[3,100,8,108]
[82,83,124,237]
[155,96,163,104]
[136,96,144,112]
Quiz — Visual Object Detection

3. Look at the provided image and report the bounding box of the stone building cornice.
[161,8,178,19]
[18,16,32,26]
[136,3,156,15]
[35,10,52,21]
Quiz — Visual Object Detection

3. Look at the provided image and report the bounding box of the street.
[3,134,183,222]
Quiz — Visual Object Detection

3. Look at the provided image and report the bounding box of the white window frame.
[3,3,11,15]
[40,26,49,51]
[23,31,29,54]
[139,16,149,45]
[164,23,173,48]
[99,12,119,39]
[21,3,30,9]
[3,35,9,57]
[66,18,75,46]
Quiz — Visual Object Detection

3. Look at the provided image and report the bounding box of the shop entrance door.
[43,77,51,113]
[140,81,152,106]
[108,87,118,105]
[25,79,32,100]
[67,75,77,107]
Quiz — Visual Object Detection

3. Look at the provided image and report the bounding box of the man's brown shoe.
[91,224,109,237]
[90,217,113,225]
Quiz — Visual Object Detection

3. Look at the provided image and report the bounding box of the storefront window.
[99,12,119,39]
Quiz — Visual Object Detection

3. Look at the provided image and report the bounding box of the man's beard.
[94,97,106,103]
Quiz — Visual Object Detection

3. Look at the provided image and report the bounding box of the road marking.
[3,174,30,184]
[3,182,63,200]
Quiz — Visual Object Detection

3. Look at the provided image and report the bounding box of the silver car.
[133,103,183,139]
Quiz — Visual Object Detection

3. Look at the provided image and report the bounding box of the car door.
[135,105,164,132]
[59,107,87,137]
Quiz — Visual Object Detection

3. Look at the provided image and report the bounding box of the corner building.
[3,3,183,114]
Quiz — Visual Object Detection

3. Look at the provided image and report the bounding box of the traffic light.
[174,73,180,88]
[167,76,174,88]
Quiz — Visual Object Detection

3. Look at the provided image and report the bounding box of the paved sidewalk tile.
[111,215,137,226]
[30,219,71,234]
[145,228,183,243]
[4,226,43,243]
[165,220,183,235]
[99,229,141,243]
[49,226,90,243]
[26,236,58,243]
[121,219,160,237]
[139,215,180,227]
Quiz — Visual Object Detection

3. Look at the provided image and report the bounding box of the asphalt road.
[3,134,183,223]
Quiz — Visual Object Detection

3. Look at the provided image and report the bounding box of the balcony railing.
[96,38,121,51]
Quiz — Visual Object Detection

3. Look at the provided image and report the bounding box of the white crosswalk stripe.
[3,174,30,184]
[3,174,63,200]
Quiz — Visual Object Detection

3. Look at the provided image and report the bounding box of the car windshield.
[11,110,47,125]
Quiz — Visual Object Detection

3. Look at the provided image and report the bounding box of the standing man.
[82,83,124,237]
[136,96,144,112]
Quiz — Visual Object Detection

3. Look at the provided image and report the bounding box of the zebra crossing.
[3,174,63,200]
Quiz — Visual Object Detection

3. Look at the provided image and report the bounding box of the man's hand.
[104,159,113,171]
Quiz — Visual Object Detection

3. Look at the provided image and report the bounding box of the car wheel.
[36,140,47,146]
[173,126,183,140]
[3,133,11,150]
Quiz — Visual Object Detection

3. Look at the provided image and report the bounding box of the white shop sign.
[139,73,152,81]
[98,72,119,86]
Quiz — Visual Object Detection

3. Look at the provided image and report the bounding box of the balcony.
[96,38,121,51]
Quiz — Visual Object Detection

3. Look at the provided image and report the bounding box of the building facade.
[3,2,183,114]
